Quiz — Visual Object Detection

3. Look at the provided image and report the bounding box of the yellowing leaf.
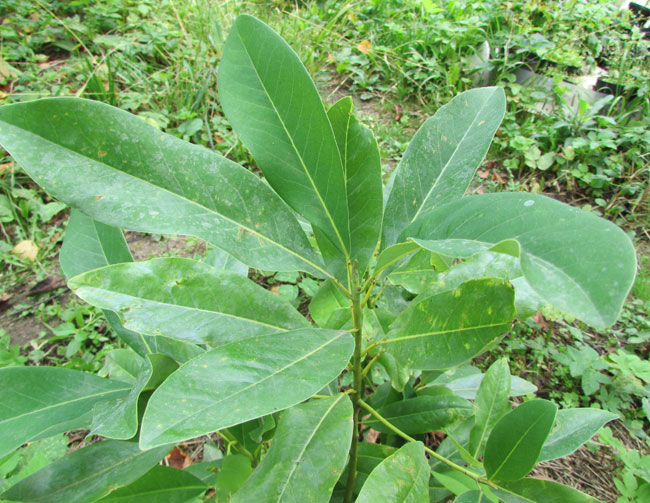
[357,40,371,54]
[12,240,39,262]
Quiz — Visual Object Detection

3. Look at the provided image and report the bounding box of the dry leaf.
[0,162,13,175]
[11,240,39,262]
[394,104,402,122]
[357,39,371,54]
[477,169,490,179]
[166,446,192,468]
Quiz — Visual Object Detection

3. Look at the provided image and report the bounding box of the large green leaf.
[404,193,637,328]
[356,442,429,503]
[218,14,350,259]
[0,441,169,503]
[470,358,512,456]
[364,395,472,435]
[0,367,129,458]
[423,371,536,400]
[340,442,397,495]
[537,408,617,463]
[97,465,207,503]
[0,98,325,276]
[385,278,516,370]
[233,395,353,502]
[494,478,599,502]
[326,97,383,275]
[382,87,505,248]
[484,400,558,481]
[140,329,354,449]
[69,257,310,346]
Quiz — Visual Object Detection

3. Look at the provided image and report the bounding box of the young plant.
[0,14,637,503]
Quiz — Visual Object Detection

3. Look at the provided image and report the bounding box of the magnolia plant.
[0,14,637,503]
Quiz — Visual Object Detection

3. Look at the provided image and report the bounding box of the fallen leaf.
[394,104,402,122]
[270,285,280,295]
[366,429,380,443]
[357,39,371,54]
[166,446,192,468]
[11,240,39,262]
[477,169,490,178]
[532,311,548,330]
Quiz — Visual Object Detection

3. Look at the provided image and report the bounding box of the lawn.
[0,1,649,502]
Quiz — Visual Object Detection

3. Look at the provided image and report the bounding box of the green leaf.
[356,442,429,503]
[97,465,207,503]
[433,470,478,496]
[69,257,310,347]
[0,441,169,503]
[385,278,516,370]
[454,490,489,503]
[404,193,637,328]
[0,367,129,458]
[484,399,558,481]
[0,98,325,276]
[233,394,353,502]
[91,352,178,439]
[216,455,252,502]
[140,329,354,449]
[218,14,350,260]
[437,372,536,400]
[494,478,599,502]
[364,395,472,435]
[382,87,506,248]
[61,209,152,358]
[470,359,512,456]
[538,408,617,463]
[309,280,349,328]
[374,241,421,277]
[327,97,382,275]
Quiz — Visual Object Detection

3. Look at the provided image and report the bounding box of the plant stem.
[217,430,256,465]
[344,262,364,503]
[358,399,494,486]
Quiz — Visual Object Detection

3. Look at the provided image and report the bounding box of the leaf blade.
[140,329,354,449]
[0,98,324,275]
[233,395,353,502]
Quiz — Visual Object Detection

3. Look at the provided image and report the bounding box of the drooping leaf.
[218,14,350,260]
[327,97,383,275]
[364,395,472,435]
[0,98,325,275]
[484,400,558,481]
[0,441,169,503]
[69,257,310,346]
[140,329,354,449]
[356,442,429,503]
[385,278,516,370]
[494,478,599,502]
[537,408,617,463]
[233,395,353,502]
[470,358,512,456]
[404,193,637,328]
[382,87,506,248]
[91,352,178,440]
[432,470,478,496]
[0,367,129,458]
[97,465,207,503]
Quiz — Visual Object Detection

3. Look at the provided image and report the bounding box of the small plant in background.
[0,14,638,503]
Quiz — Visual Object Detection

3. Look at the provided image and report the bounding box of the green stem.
[344,262,363,503]
[217,430,256,465]
[361,350,383,379]
[358,399,494,486]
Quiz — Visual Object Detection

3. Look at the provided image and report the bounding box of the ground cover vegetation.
[0,1,648,502]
